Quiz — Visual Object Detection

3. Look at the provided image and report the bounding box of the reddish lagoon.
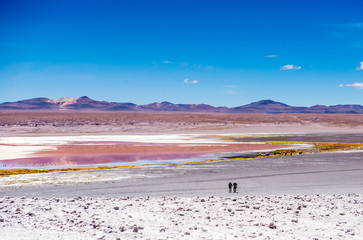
[0,141,292,169]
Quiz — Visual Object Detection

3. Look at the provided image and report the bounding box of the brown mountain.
[1,97,363,114]
[228,100,307,113]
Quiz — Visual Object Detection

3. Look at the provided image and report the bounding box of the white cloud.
[161,61,172,64]
[345,82,363,89]
[338,84,344,87]
[184,78,198,84]
[356,61,363,70]
[280,64,301,70]
[265,55,279,58]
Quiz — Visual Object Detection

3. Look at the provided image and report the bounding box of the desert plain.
[0,111,363,239]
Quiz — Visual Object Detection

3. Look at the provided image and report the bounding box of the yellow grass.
[0,165,143,177]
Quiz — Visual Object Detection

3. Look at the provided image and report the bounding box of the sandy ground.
[1,111,363,136]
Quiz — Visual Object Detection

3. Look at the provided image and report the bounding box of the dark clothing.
[228,182,233,193]
[233,182,237,193]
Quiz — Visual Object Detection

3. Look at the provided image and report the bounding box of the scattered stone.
[119,226,126,232]
[345,229,356,235]
[268,222,277,229]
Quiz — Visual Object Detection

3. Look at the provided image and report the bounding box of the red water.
[0,152,208,169]
[0,141,292,169]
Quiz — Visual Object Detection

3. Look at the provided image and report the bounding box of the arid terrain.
[1,111,363,136]
[0,111,363,239]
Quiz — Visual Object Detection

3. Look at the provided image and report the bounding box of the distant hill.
[1,97,363,114]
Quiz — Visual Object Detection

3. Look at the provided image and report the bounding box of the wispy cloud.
[324,22,363,49]
[280,64,301,70]
[223,85,240,95]
[346,83,363,89]
[340,83,363,89]
[179,62,190,67]
[205,65,213,70]
[161,61,172,64]
[71,75,92,79]
[265,55,279,58]
[184,78,199,84]
[356,61,363,70]
[333,22,363,31]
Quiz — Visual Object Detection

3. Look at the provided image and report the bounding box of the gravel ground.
[1,194,362,240]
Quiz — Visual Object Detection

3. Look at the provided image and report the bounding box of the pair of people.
[228,181,237,193]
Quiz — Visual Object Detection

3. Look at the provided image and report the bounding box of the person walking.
[233,182,237,193]
[228,181,233,193]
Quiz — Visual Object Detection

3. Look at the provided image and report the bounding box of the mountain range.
[1,96,363,114]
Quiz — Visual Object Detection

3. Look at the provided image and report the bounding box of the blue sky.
[0,0,362,107]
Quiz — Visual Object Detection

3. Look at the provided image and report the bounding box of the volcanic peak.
[1,97,363,114]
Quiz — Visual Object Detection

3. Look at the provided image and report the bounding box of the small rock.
[114,206,120,210]
[268,222,276,229]
[119,226,126,232]
[345,229,356,235]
